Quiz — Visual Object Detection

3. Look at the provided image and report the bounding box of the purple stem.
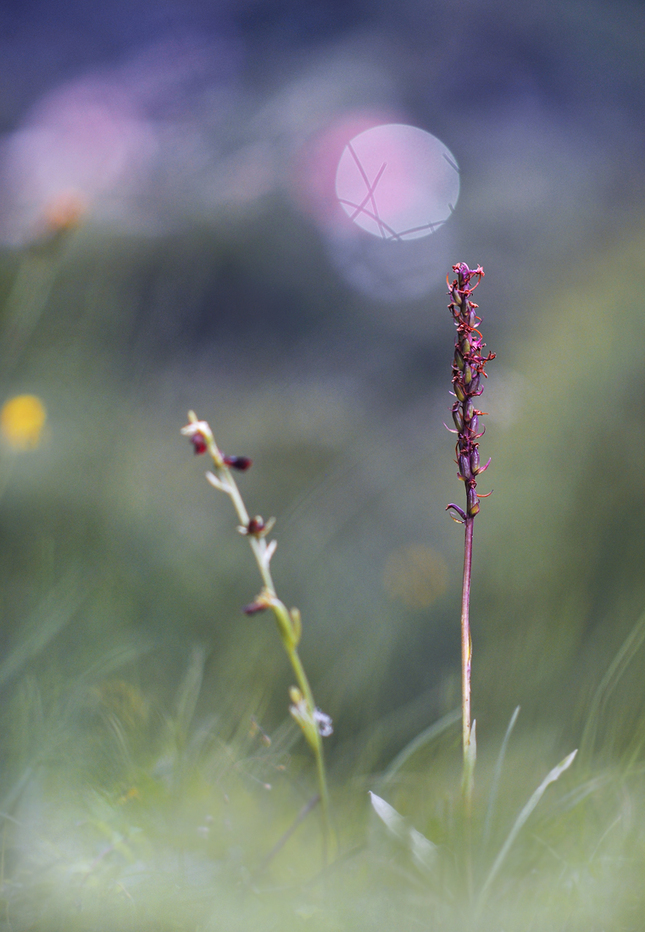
[461,516,474,779]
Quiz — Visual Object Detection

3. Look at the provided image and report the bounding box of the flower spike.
[444,263,495,815]
[447,263,495,519]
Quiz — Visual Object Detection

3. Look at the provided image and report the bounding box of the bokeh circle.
[335,123,460,240]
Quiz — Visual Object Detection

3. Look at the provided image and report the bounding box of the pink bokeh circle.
[335,123,459,240]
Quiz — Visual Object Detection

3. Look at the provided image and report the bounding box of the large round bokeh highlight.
[335,123,460,241]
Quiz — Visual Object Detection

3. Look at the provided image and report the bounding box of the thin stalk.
[285,640,331,856]
[182,412,332,862]
[253,792,321,881]
[1,252,59,388]
[460,516,475,903]
[208,453,330,841]
[461,516,474,809]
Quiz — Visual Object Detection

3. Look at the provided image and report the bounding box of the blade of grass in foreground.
[0,572,84,688]
[482,705,520,850]
[477,748,577,909]
[580,607,645,763]
[376,707,461,791]
[369,791,437,873]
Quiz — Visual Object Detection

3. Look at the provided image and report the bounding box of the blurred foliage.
[477,228,645,743]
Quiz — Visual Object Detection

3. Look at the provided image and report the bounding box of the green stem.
[1,252,60,387]
[191,413,332,860]
[286,642,331,857]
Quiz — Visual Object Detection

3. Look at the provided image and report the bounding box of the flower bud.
[455,382,466,402]
[290,607,302,646]
[289,687,320,751]
[464,399,475,422]
[470,448,480,474]
[459,454,471,480]
[467,487,480,516]
[452,406,464,432]
[243,600,268,615]
[454,348,465,370]
[289,686,303,706]
[463,363,473,385]
[239,515,276,538]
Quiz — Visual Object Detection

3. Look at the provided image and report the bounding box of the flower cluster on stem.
[447,263,495,524]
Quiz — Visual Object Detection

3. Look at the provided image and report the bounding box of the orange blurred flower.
[41,189,87,237]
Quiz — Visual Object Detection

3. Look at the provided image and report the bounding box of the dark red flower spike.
[446,263,495,519]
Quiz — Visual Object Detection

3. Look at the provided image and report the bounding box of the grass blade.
[376,707,461,790]
[369,791,437,872]
[0,573,83,688]
[580,607,645,761]
[482,705,520,849]
[478,748,577,906]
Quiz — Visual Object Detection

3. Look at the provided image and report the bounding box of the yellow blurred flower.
[383,543,448,610]
[0,394,47,450]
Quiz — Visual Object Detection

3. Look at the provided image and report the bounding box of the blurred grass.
[477,225,645,739]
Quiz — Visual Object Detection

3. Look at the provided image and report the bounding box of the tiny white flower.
[313,708,333,737]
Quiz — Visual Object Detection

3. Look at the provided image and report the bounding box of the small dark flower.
[241,586,275,615]
[181,415,214,457]
[191,433,208,455]
[248,516,264,535]
[223,455,252,471]
[242,600,269,615]
[239,515,276,538]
